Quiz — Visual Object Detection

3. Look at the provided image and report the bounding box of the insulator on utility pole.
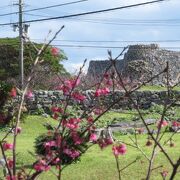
[13,24,18,32]
[24,24,30,33]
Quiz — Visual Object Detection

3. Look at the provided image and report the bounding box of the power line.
[0,0,168,26]
[24,13,180,27]
[33,39,180,43]
[1,39,180,46]
[24,12,180,23]
[51,44,180,50]
[0,0,88,17]
[1,42,180,50]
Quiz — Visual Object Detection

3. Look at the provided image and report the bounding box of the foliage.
[0,82,14,125]
[0,38,68,88]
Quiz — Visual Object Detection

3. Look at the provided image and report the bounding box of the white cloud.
[62,61,88,74]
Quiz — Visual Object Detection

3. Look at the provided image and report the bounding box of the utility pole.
[19,0,24,89]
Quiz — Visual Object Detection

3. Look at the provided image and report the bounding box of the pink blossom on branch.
[87,116,94,124]
[63,148,80,159]
[95,87,110,97]
[34,160,50,172]
[112,144,127,156]
[161,170,168,178]
[157,120,168,129]
[63,118,81,130]
[6,175,16,180]
[2,142,13,151]
[97,138,113,149]
[44,140,57,148]
[58,78,81,94]
[72,92,86,102]
[25,90,33,99]
[52,113,59,120]
[51,47,59,56]
[52,157,60,165]
[89,133,97,142]
[51,107,63,113]
[16,127,22,134]
[71,131,84,145]
[7,159,13,169]
[103,73,109,79]
[9,87,17,98]
[172,121,180,127]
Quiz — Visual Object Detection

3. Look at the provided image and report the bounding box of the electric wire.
[1,41,180,50]
[0,0,168,26]
[23,13,180,27]
[0,0,88,17]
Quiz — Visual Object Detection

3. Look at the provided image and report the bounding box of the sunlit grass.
[0,115,179,180]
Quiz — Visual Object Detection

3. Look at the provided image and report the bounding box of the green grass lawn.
[139,85,180,91]
[0,115,180,180]
[96,106,180,128]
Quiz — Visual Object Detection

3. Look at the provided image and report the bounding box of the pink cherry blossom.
[52,157,60,165]
[161,170,168,178]
[157,120,168,129]
[16,127,22,134]
[52,113,59,120]
[34,160,50,172]
[63,148,80,159]
[101,87,110,95]
[95,87,110,97]
[6,175,16,180]
[106,80,113,86]
[55,135,62,147]
[71,131,83,145]
[3,142,13,151]
[25,90,33,99]
[9,87,17,97]
[59,78,80,94]
[44,140,56,148]
[87,116,94,124]
[51,107,63,113]
[95,89,102,97]
[51,47,59,56]
[89,133,97,142]
[172,121,180,127]
[97,138,113,149]
[72,92,86,101]
[94,108,103,115]
[112,144,127,156]
[103,73,109,79]
[7,159,13,169]
[64,118,81,130]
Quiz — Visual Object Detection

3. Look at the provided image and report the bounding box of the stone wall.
[25,90,180,112]
[87,44,180,85]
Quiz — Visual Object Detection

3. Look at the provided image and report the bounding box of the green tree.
[0,38,68,88]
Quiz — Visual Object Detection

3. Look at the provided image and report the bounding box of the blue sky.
[0,0,180,73]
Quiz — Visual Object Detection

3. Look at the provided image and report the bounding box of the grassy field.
[0,115,179,180]
[140,85,180,91]
[96,106,180,128]
[139,85,180,91]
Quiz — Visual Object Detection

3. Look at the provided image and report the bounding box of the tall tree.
[0,38,68,89]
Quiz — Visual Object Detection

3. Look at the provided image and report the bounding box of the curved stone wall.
[24,90,180,112]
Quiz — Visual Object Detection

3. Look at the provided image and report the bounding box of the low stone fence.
[24,90,180,112]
